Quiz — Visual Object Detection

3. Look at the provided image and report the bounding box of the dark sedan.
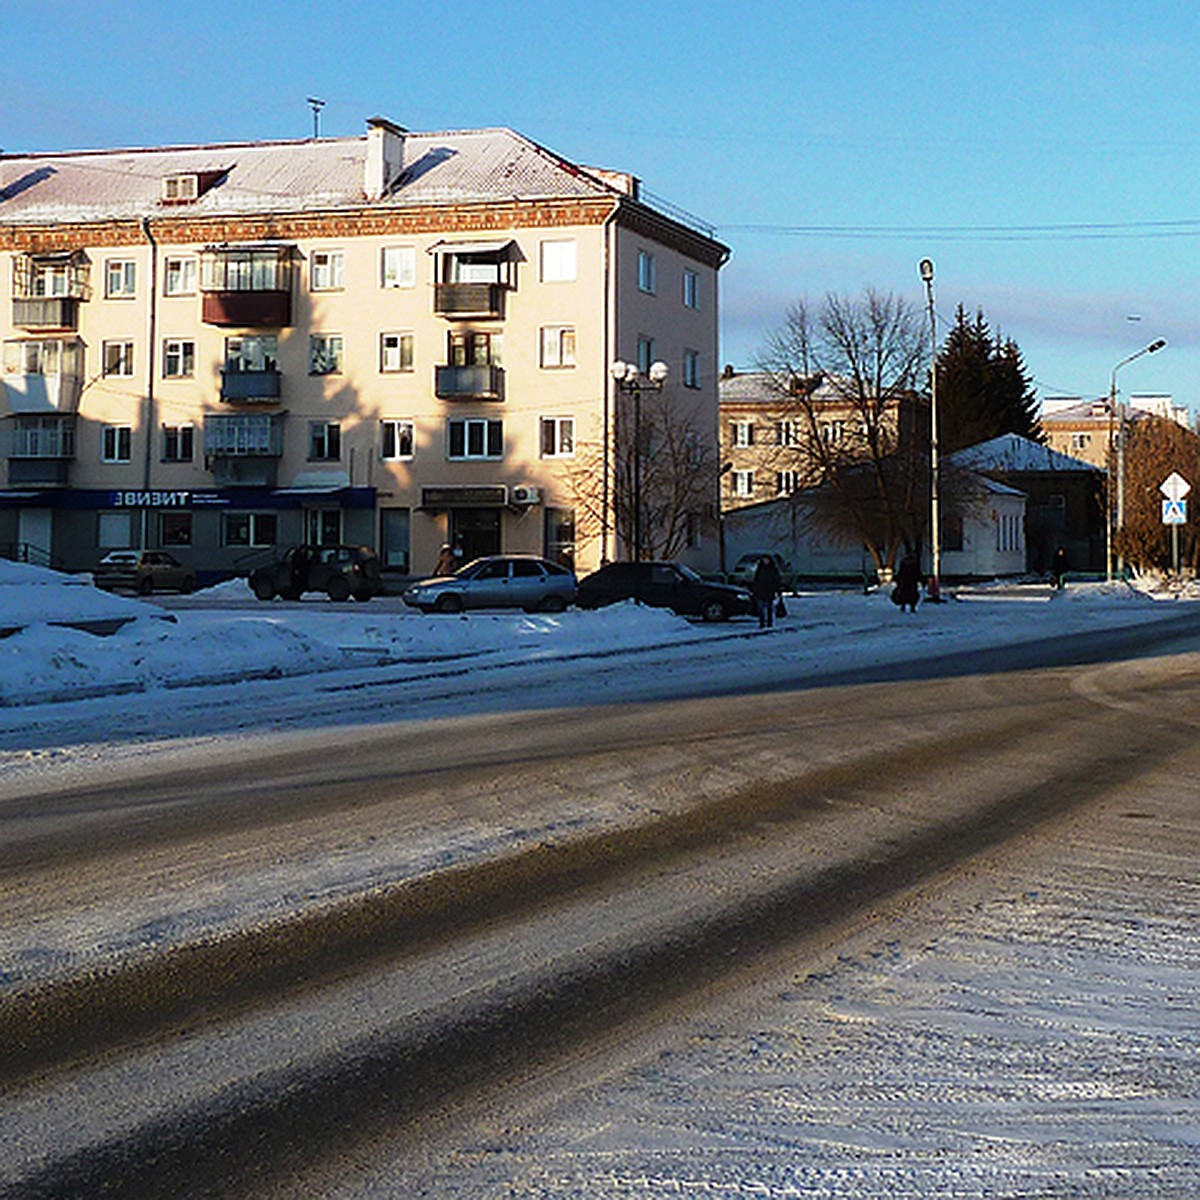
[576,561,754,621]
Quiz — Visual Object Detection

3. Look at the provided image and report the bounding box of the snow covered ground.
[2,558,1198,718]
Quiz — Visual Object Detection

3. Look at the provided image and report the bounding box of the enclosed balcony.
[12,297,81,330]
[219,368,282,404]
[11,252,89,330]
[200,244,294,327]
[434,363,505,400]
[203,412,285,457]
[430,239,516,319]
[5,415,75,485]
[1,339,84,413]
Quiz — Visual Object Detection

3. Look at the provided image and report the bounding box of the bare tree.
[757,290,929,574]
[565,391,720,563]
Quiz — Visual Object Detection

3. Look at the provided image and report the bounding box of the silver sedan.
[403,555,577,614]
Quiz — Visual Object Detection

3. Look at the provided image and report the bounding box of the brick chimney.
[365,117,406,201]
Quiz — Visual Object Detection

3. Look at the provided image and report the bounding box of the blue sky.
[5,0,1198,411]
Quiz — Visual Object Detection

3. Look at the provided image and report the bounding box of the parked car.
[403,555,577,613]
[729,552,795,591]
[575,560,754,621]
[93,550,196,595]
[249,545,382,602]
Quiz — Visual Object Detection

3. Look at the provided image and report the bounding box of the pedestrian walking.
[892,551,921,614]
[752,554,783,629]
[1051,546,1068,591]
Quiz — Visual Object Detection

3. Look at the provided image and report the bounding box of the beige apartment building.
[0,118,728,583]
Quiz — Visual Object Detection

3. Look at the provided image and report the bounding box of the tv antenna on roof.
[306,97,326,140]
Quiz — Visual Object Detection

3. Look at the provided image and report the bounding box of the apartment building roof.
[0,125,629,225]
[719,370,845,406]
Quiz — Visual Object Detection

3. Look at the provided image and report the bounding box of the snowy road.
[3,643,1199,1197]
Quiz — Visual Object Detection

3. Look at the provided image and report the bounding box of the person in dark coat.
[1051,545,1068,590]
[752,555,783,629]
[893,551,921,613]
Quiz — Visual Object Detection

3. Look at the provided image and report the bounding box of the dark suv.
[248,545,382,602]
[576,561,754,621]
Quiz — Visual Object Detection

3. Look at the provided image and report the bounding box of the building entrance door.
[450,508,501,562]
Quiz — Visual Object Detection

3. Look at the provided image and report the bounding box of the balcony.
[220,368,282,404]
[12,297,80,330]
[6,416,75,485]
[203,413,285,458]
[1,371,83,414]
[435,363,505,401]
[202,290,291,328]
[433,282,505,319]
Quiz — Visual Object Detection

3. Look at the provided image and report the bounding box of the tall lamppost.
[610,359,668,561]
[918,258,940,591]
[1107,338,1166,582]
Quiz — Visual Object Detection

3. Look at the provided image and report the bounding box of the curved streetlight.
[611,359,669,561]
[1108,338,1167,582]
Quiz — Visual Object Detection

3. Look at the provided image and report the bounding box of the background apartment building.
[0,118,728,583]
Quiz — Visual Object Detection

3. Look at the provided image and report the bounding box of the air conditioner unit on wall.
[510,485,541,506]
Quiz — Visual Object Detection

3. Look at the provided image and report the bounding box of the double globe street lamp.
[610,359,669,562]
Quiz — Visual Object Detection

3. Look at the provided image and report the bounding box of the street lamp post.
[1107,338,1166,582]
[918,258,940,592]
[610,359,668,562]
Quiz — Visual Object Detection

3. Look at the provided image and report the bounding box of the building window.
[306,509,343,546]
[309,334,344,375]
[381,419,415,460]
[98,510,133,548]
[637,250,656,294]
[776,470,800,496]
[683,269,700,310]
[29,259,71,297]
[540,239,577,282]
[636,336,656,375]
[447,418,502,460]
[308,421,341,461]
[449,330,501,365]
[776,420,802,447]
[821,420,846,444]
[4,338,81,376]
[544,507,575,569]
[163,339,195,378]
[160,512,192,547]
[540,416,575,458]
[381,245,416,289]
[162,424,195,462]
[102,340,135,377]
[225,335,278,372]
[731,470,754,498]
[102,424,132,463]
[540,326,576,369]
[105,259,137,298]
[731,420,754,448]
[379,508,410,572]
[380,331,414,373]
[223,512,277,547]
[1071,432,1091,450]
[164,256,197,296]
[310,250,345,291]
[683,349,701,389]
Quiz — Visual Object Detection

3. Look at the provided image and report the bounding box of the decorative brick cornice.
[0,197,621,252]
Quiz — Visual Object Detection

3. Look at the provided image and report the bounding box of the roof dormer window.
[162,174,199,204]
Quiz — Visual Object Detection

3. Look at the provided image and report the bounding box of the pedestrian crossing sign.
[1162,498,1187,525]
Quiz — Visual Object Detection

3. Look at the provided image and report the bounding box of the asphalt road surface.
[2,639,1198,1197]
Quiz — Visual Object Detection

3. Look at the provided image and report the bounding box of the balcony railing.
[433,282,505,319]
[220,368,282,404]
[6,417,76,465]
[203,414,285,457]
[434,363,505,401]
[12,297,80,330]
[202,290,291,328]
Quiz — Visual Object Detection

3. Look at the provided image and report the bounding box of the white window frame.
[637,250,656,294]
[310,249,345,291]
[380,419,415,461]
[540,239,577,283]
[731,469,754,498]
[447,417,503,461]
[102,340,135,377]
[162,338,195,378]
[225,335,278,373]
[683,268,700,310]
[309,334,344,375]
[222,511,277,548]
[308,420,342,461]
[540,325,576,369]
[731,420,754,448]
[161,423,195,462]
[101,423,133,463]
[540,416,575,458]
[683,349,701,389]
[380,331,414,373]
[381,245,416,289]
[164,256,197,296]
[105,259,137,298]
[776,470,799,496]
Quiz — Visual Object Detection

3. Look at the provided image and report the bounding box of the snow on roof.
[949,433,1100,474]
[0,127,616,225]
[718,370,844,405]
